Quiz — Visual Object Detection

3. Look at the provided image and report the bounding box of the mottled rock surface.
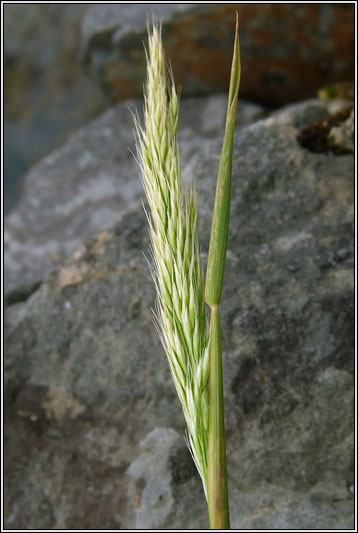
[81,4,355,105]
[4,96,264,302]
[4,100,354,529]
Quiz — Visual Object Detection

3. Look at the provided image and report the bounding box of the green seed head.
[135,22,209,494]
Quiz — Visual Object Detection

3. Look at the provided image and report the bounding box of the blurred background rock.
[81,3,354,103]
[4,4,107,214]
[4,3,354,214]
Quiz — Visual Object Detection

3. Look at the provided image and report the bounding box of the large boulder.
[4,99,354,529]
[81,4,355,106]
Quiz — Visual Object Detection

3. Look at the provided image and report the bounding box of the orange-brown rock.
[81,4,354,106]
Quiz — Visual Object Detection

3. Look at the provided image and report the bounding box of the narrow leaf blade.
[205,14,241,307]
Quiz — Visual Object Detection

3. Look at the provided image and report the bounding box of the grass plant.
[135,16,240,529]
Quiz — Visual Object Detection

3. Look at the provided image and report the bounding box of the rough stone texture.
[81,4,355,106]
[4,96,264,303]
[4,100,354,529]
[328,109,354,154]
[4,4,107,214]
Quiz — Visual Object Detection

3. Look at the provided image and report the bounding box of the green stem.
[207,305,230,529]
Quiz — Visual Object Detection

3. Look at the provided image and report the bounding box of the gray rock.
[81,4,355,106]
[4,4,107,214]
[4,99,354,529]
[127,428,207,529]
[4,96,264,303]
